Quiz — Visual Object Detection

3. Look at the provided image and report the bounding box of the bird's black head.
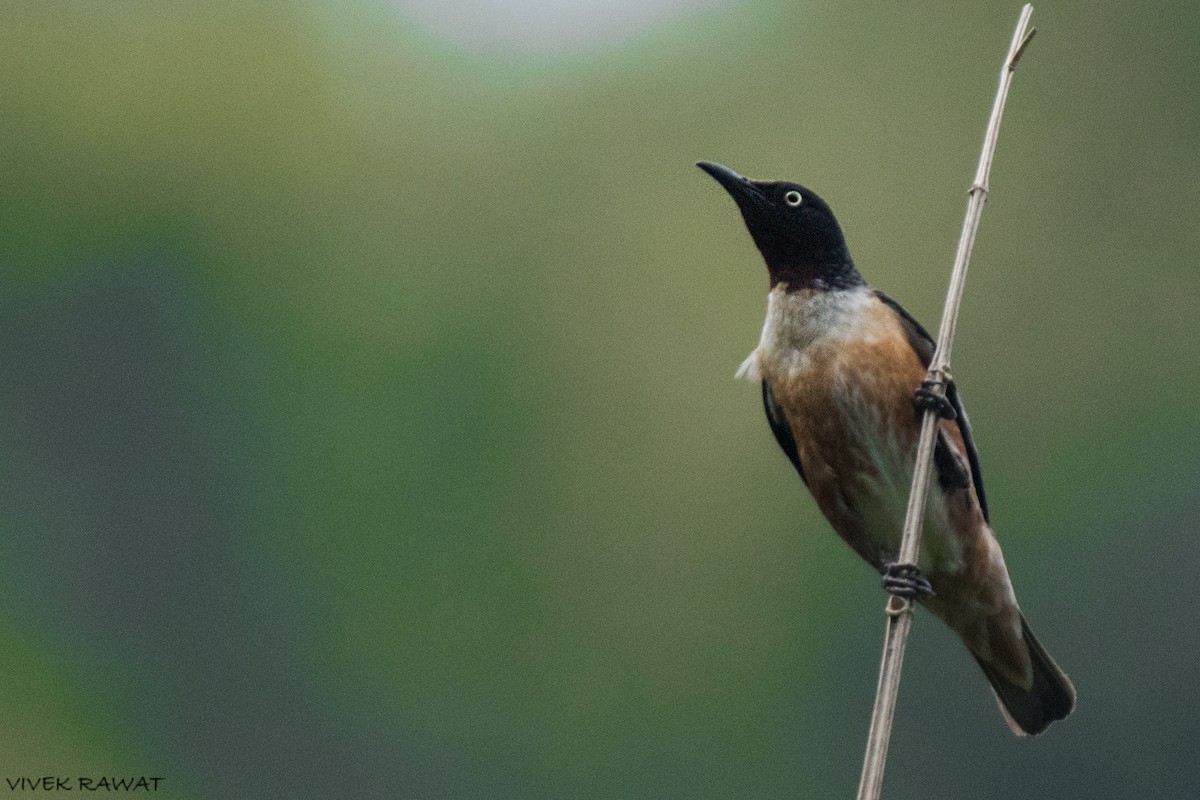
[697,161,863,291]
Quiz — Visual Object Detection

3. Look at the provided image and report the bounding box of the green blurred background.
[1,1,1196,797]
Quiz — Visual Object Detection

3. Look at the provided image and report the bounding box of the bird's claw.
[882,562,935,600]
[914,379,956,420]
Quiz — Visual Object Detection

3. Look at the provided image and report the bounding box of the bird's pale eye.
[784,190,802,207]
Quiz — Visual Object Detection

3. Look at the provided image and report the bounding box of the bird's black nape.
[697,161,863,291]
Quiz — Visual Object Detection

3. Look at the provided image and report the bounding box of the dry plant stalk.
[854,7,1037,800]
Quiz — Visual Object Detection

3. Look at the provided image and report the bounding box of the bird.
[697,160,1074,735]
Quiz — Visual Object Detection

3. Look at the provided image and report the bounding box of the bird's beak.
[696,161,765,207]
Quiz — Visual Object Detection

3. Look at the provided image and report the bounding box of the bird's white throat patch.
[736,285,876,381]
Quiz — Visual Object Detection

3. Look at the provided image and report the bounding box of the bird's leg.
[913,371,956,421]
[882,562,935,599]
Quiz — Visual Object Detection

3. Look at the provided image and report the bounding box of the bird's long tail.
[972,613,1075,736]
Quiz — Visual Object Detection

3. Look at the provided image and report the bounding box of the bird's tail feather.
[973,614,1075,736]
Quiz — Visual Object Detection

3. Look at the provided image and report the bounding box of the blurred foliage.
[0,1,1197,798]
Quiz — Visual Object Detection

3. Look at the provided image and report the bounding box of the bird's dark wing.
[874,290,990,523]
[762,380,806,486]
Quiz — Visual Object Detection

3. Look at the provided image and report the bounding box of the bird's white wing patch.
[735,349,761,381]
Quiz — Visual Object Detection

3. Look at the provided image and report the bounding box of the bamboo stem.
[854,7,1036,800]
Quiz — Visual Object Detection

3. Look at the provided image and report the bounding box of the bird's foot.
[913,376,956,421]
[882,562,934,600]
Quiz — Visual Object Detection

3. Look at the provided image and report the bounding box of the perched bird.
[697,161,1074,735]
